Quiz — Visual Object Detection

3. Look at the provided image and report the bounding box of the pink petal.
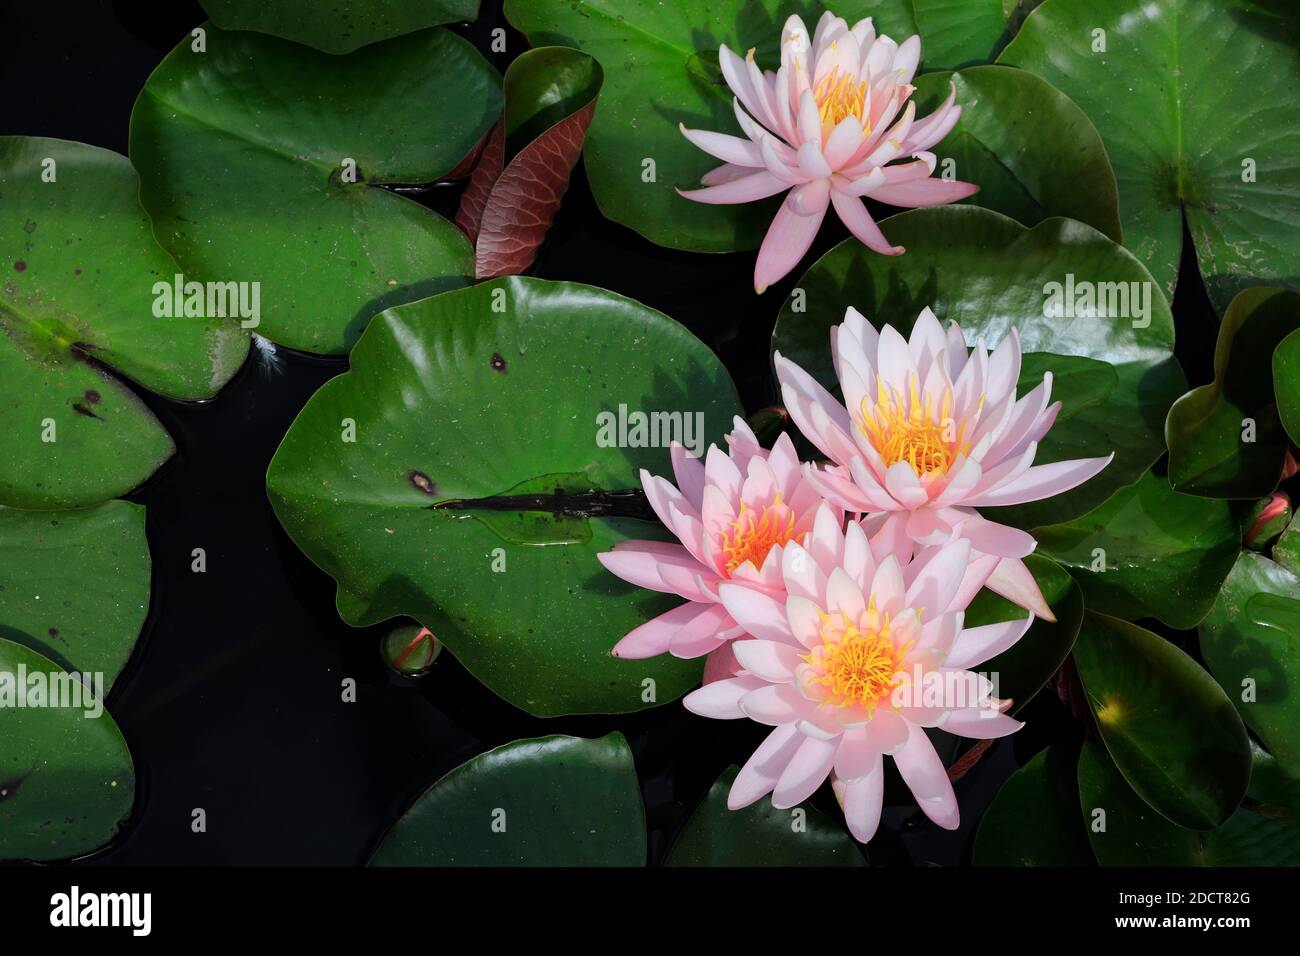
[732,638,803,683]
[718,583,796,645]
[772,733,841,808]
[836,761,884,842]
[963,454,1114,507]
[830,188,904,255]
[729,724,804,809]
[945,614,1033,670]
[868,177,978,208]
[612,601,711,659]
[893,723,960,829]
[754,181,830,293]
[678,170,789,205]
[740,682,814,725]
[987,557,1056,622]
[683,674,768,719]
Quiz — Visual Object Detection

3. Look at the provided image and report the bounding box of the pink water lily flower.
[677,11,976,293]
[598,419,837,669]
[684,516,1030,842]
[776,305,1113,619]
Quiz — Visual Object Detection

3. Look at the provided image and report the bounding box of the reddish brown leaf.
[473,97,597,279]
[946,738,993,784]
[454,120,505,244]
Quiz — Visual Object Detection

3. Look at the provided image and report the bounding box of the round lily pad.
[1072,612,1251,830]
[1000,0,1300,308]
[1,136,248,508]
[0,501,149,689]
[0,638,135,862]
[267,276,742,716]
[369,733,645,866]
[666,766,865,866]
[910,65,1122,239]
[974,743,1093,865]
[130,25,502,354]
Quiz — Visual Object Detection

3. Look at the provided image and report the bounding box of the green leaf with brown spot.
[1,137,247,508]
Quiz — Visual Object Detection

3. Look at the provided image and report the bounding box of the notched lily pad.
[130,25,502,354]
[1166,288,1300,498]
[1072,612,1251,831]
[1,137,248,508]
[1000,0,1300,307]
[911,65,1122,240]
[267,276,744,716]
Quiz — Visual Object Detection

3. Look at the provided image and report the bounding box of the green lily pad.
[911,66,1121,240]
[1031,469,1240,629]
[0,639,134,862]
[772,205,1185,528]
[911,0,1043,70]
[1275,327,1300,447]
[503,0,917,252]
[268,277,742,716]
[974,742,1093,865]
[130,25,501,354]
[962,553,1083,713]
[200,0,479,54]
[1079,738,1300,866]
[1,136,247,509]
[1199,551,1300,778]
[1000,0,1300,308]
[1073,613,1251,830]
[666,766,865,866]
[1166,288,1300,498]
[369,733,645,866]
[0,501,149,689]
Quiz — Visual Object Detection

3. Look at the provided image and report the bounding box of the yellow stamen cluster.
[719,498,800,575]
[814,67,869,129]
[860,374,969,477]
[804,600,909,711]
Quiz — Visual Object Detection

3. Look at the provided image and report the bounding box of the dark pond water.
[4,0,1219,866]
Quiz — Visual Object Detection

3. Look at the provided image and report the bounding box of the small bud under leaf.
[382,624,441,677]
[1244,492,1292,551]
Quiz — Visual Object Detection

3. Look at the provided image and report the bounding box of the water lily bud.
[1244,492,1292,551]
[382,624,440,676]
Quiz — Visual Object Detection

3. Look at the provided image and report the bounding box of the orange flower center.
[804,601,910,712]
[719,498,801,575]
[860,374,971,477]
[814,67,869,130]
